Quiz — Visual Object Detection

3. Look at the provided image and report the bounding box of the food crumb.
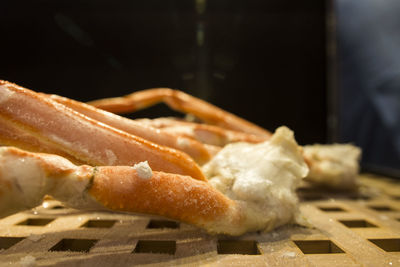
[281,251,296,258]
[19,255,36,267]
[133,161,153,179]
[27,234,43,242]
[379,215,389,220]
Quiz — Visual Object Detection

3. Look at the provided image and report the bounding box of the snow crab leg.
[0,81,205,181]
[46,93,214,164]
[137,117,267,147]
[87,88,272,138]
[0,146,244,235]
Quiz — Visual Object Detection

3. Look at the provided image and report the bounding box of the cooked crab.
[0,80,357,235]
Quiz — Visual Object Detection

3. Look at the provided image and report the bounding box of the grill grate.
[0,174,399,266]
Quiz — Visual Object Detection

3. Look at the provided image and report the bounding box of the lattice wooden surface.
[1,174,400,266]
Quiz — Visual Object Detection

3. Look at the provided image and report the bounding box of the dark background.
[336,0,400,177]
[0,0,328,146]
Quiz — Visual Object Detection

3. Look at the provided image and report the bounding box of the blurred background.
[1,0,399,177]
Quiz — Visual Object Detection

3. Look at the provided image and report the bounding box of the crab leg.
[87,88,272,138]
[0,146,247,235]
[45,94,213,165]
[0,81,205,181]
[0,116,85,165]
[137,117,268,147]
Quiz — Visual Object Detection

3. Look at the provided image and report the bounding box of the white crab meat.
[303,144,361,189]
[202,126,309,233]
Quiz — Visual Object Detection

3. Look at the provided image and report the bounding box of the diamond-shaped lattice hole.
[339,219,377,228]
[81,219,116,228]
[49,238,98,253]
[133,240,176,254]
[368,205,394,211]
[369,239,400,252]
[318,206,346,212]
[217,240,260,255]
[147,220,179,229]
[294,240,344,254]
[0,237,25,250]
[16,218,54,226]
